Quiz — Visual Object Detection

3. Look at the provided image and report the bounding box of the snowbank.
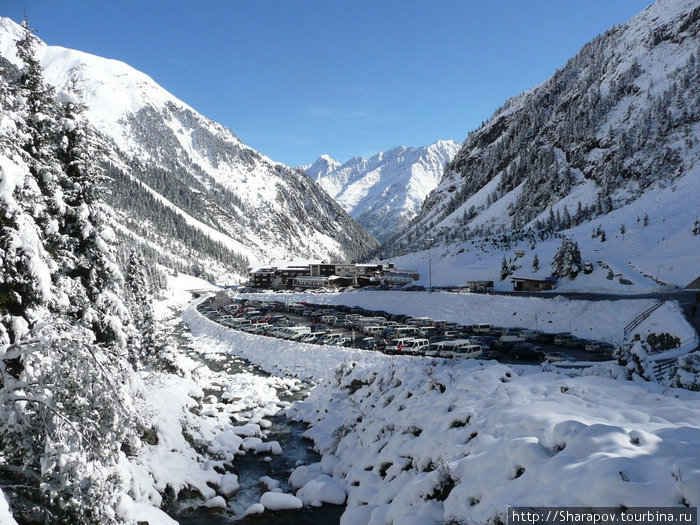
[292,359,700,524]
[183,306,397,382]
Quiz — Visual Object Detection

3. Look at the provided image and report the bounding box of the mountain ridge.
[302,140,459,242]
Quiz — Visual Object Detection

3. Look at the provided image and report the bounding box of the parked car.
[357,337,385,351]
[451,343,483,359]
[329,337,353,347]
[585,341,615,354]
[509,343,545,361]
[553,333,576,345]
[424,342,445,358]
[544,352,568,362]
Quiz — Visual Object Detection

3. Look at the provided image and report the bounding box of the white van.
[449,339,483,359]
[282,326,311,339]
[424,342,445,357]
[385,337,416,354]
[362,325,385,336]
[473,323,492,334]
[402,338,430,355]
[392,326,424,338]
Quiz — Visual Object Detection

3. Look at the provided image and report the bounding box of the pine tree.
[0,24,143,522]
[15,18,56,159]
[125,248,164,366]
[551,237,582,279]
[532,253,540,272]
[500,255,510,280]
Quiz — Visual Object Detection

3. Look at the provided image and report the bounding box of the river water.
[170,323,344,524]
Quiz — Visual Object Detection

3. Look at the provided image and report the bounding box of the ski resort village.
[1,1,700,524]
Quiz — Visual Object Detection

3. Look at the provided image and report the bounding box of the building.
[510,276,558,292]
[466,280,495,293]
[248,259,322,290]
[247,260,418,290]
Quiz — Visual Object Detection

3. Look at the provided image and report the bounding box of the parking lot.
[197,292,615,364]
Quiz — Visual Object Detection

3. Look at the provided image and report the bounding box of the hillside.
[0,17,378,280]
[303,141,459,242]
[384,0,700,291]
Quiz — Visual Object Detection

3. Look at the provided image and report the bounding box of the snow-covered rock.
[259,491,304,511]
[296,474,347,506]
[294,358,700,524]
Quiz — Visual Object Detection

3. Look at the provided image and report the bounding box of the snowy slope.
[384,0,700,291]
[303,141,459,242]
[0,17,378,273]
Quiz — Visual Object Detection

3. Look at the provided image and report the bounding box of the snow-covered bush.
[667,351,700,390]
[613,340,653,381]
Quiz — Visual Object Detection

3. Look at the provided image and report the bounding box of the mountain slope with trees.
[382,0,700,291]
[0,17,378,280]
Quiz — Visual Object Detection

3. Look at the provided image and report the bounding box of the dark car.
[508,343,545,361]
[357,337,386,351]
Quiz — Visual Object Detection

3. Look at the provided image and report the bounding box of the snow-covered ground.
[183,297,700,525]
[11,273,692,524]
[296,359,700,525]
[117,274,310,523]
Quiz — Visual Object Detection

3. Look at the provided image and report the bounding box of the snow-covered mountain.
[384,0,700,291]
[302,140,459,242]
[0,17,378,279]
[298,154,342,181]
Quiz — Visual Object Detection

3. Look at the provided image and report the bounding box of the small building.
[466,280,495,293]
[686,275,700,289]
[383,270,419,286]
[510,276,558,292]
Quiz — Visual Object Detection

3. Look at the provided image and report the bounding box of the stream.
[169,323,345,524]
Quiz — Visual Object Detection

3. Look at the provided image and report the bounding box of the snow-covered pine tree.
[15,18,56,161]
[0,24,144,523]
[124,247,164,365]
[551,237,582,279]
[500,255,510,280]
[667,351,700,390]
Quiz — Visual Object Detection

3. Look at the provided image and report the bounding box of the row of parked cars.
[199,296,614,362]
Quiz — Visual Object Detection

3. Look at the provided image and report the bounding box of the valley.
[1,1,700,524]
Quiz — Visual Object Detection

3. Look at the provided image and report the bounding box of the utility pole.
[428,238,434,292]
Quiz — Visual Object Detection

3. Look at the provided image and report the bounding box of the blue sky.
[2,1,652,167]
